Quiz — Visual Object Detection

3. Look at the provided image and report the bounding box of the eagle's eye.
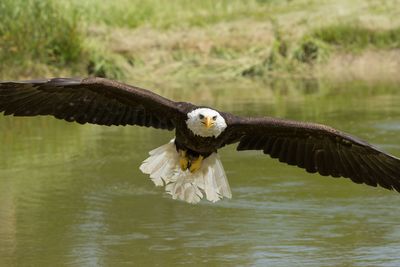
[199,114,204,119]
[212,115,217,120]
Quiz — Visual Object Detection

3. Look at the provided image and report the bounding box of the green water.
[1,80,400,266]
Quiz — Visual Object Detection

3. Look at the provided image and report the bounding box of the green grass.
[0,0,82,74]
[312,24,400,50]
[69,0,274,29]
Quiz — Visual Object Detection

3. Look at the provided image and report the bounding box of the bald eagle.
[1,77,400,203]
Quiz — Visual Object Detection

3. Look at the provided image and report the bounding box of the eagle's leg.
[179,150,189,171]
[189,155,204,173]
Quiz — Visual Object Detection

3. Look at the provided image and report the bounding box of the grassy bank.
[0,0,82,78]
[1,0,400,86]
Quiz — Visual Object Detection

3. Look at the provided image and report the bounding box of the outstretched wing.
[0,77,188,129]
[223,115,400,192]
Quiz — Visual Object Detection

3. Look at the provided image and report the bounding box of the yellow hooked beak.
[203,117,213,128]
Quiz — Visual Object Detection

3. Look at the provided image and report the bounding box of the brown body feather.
[1,77,400,193]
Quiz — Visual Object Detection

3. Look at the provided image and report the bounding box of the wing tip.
[0,77,84,86]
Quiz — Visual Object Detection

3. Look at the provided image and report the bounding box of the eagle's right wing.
[0,77,190,130]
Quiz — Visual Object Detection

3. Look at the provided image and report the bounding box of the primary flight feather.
[1,77,400,203]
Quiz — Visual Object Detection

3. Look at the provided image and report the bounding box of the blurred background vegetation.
[0,0,399,87]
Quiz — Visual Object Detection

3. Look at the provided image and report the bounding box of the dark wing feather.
[223,115,400,192]
[0,77,189,129]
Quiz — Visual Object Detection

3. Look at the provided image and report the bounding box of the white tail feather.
[139,139,232,203]
[139,140,179,186]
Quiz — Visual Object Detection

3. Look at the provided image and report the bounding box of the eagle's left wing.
[222,115,400,192]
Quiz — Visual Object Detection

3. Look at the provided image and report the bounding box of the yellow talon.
[189,155,203,173]
[179,150,189,171]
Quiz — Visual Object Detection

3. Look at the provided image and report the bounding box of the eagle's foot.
[179,150,189,171]
[189,155,203,173]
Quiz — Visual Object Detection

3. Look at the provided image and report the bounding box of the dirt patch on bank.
[321,50,400,83]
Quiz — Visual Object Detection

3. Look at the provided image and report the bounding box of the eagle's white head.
[186,108,227,138]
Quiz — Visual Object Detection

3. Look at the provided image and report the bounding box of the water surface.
[1,80,400,266]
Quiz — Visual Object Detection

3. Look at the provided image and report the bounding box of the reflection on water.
[1,80,400,266]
